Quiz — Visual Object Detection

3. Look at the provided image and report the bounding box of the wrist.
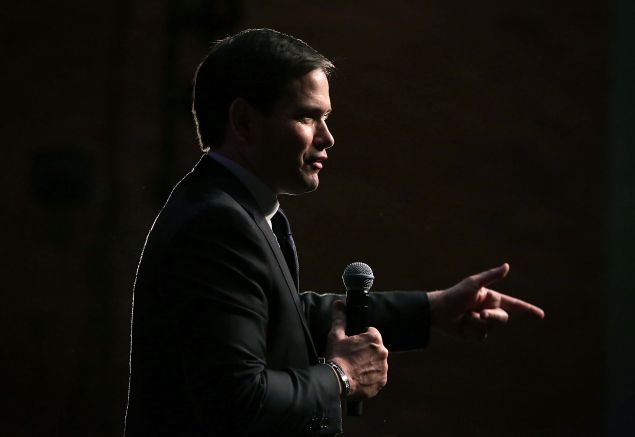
[427,290,444,326]
[325,361,350,398]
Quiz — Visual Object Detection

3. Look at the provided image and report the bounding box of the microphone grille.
[342,262,374,290]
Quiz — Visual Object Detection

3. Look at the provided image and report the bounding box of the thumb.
[471,263,510,288]
[329,300,347,340]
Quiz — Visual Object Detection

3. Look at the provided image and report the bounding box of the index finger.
[499,294,545,319]
[329,300,348,340]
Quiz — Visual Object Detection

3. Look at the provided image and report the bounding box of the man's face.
[250,69,334,195]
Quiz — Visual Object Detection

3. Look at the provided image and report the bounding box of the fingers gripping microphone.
[342,262,374,417]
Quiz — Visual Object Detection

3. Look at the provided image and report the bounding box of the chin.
[281,176,319,195]
[303,175,320,192]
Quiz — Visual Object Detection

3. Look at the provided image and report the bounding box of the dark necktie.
[271,209,299,291]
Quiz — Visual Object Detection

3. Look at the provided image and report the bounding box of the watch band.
[325,361,350,397]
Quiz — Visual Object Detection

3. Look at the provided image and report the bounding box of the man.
[124,28,544,436]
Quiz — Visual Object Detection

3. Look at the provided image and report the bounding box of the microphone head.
[342,262,374,291]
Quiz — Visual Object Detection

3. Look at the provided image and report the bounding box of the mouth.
[305,156,327,171]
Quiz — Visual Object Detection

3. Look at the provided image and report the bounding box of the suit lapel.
[194,155,319,360]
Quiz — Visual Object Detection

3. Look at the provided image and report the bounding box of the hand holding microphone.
[325,262,388,416]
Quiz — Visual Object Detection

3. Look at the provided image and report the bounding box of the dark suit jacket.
[124,155,431,436]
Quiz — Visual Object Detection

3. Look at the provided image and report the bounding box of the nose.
[315,119,335,150]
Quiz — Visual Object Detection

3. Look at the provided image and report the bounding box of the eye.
[295,110,331,124]
[297,114,316,124]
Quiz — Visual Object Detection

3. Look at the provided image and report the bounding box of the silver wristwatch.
[325,361,350,397]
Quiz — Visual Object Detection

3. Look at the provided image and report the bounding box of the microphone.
[342,262,374,417]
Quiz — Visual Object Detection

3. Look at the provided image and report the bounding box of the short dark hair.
[192,28,335,151]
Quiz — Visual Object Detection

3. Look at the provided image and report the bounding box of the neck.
[215,146,277,194]
[208,148,279,221]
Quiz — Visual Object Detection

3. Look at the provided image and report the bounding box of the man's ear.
[227,98,257,145]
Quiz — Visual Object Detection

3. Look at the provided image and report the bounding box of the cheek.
[274,123,314,164]
[294,126,314,152]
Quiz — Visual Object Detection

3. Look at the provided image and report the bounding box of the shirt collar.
[208,151,279,227]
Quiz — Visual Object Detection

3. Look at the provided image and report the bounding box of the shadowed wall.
[3,1,620,435]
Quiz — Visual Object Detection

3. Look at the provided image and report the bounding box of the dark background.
[4,1,634,436]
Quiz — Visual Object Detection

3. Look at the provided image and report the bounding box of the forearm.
[301,290,431,353]
[252,365,342,435]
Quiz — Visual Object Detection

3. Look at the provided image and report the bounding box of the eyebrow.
[295,105,332,116]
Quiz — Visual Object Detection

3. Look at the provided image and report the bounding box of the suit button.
[307,417,320,433]
[319,416,328,429]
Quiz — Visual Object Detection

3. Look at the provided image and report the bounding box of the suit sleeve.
[300,291,431,357]
[161,207,341,435]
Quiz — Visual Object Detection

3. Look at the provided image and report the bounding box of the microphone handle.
[345,289,370,416]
